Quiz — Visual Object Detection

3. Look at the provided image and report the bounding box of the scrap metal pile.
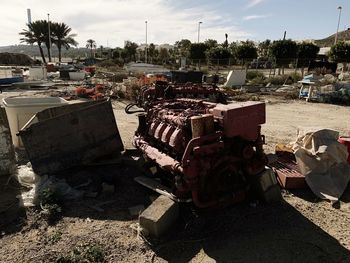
[125,81,226,113]
[132,82,271,208]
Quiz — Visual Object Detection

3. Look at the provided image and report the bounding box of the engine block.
[134,97,268,208]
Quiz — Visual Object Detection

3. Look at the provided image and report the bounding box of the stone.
[255,167,281,202]
[128,205,145,217]
[101,182,115,194]
[262,184,282,203]
[0,107,15,176]
[139,195,179,237]
[258,167,278,192]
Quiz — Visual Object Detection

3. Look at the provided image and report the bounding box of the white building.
[137,43,174,52]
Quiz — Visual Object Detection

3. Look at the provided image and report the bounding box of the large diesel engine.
[134,96,268,208]
[125,81,226,114]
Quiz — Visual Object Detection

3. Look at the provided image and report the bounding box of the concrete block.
[255,167,281,202]
[258,167,278,192]
[139,195,179,237]
[128,205,145,217]
[262,184,281,203]
[101,182,115,194]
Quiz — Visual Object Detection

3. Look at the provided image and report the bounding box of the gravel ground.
[0,94,350,262]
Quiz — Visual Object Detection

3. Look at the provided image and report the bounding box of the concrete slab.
[255,167,281,202]
[139,195,179,237]
[0,107,15,176]
[128,205,145,217]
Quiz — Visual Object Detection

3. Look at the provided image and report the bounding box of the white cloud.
[246,0,265,8]
[0,0,253,47]
[243,14,270,21]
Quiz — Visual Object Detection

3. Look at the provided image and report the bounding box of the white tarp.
[16,163,83,207]
[293,128,350,201]
[29,67,47,80]
[224,70,246,87]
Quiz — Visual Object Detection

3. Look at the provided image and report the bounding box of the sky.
[1,0,350,48]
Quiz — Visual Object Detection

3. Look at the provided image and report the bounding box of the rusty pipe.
[134,137,183,173]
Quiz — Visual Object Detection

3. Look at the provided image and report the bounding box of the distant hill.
[0,45,91,59]
[315,28,350,47]
[0,52,34,66]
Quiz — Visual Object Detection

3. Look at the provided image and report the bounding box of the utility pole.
[47,13,52,62]
[197,21,202,43]
[27,8,31,24]
[335,6,342,45]
[27,9,34,59]
[145,20,148,63]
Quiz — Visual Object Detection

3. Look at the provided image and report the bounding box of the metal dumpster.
[18,99,124,175]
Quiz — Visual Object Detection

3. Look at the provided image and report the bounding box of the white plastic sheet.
[16,163,83,207]
[293,128,350,201]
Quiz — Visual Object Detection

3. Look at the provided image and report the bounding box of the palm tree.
[39,20,53,62]
[86,39,96,58]
[51,22,78,62]
[19,20,47,64]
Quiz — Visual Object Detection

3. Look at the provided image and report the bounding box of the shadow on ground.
[0,176,25,235]
[152,200,350,263]
[0,159,152,235]
[290,184,350,205]
[1,155,350,263]
[60,163,154,221]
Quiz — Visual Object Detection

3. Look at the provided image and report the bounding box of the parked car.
[249,59,273,69]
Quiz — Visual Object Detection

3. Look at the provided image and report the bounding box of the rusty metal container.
[338,137,350,164]
[18,99,123,175]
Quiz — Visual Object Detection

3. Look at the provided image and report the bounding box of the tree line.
[20,19,350,73]
[109,38,350,75]
[20,20,77,63]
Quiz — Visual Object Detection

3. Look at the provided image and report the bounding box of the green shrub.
[112,58,124,67]
[49,230,62,244]
[288,72,302,82]
[249,76,267,85]
[113,73,128,82]
[56,243,105,263]
[116,90,126,99]
[267,75,286,85]
[246,71,265,80]
[267,73,302,85]
[39,188,63,224]
[130,84,141,100]
[40,188,62,206]
[284,92,299,100]
[97,60,116,68]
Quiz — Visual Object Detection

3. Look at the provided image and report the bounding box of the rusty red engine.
[125,81,226,114]
[134,96,267,208]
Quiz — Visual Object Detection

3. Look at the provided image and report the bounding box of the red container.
[46,63,56,73]
[338,137,350,164]
[84,66,96,74]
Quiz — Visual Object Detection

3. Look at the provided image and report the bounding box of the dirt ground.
[1,95,350,263]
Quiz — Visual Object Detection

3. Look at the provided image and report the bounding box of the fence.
[181,58,346,77]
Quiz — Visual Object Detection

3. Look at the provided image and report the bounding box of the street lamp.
[47,13,52,62]
[145,21,148,63]
[197,21,202,43]
[335,6,342,45]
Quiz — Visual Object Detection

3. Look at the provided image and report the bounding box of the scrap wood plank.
[134,176,191,203]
